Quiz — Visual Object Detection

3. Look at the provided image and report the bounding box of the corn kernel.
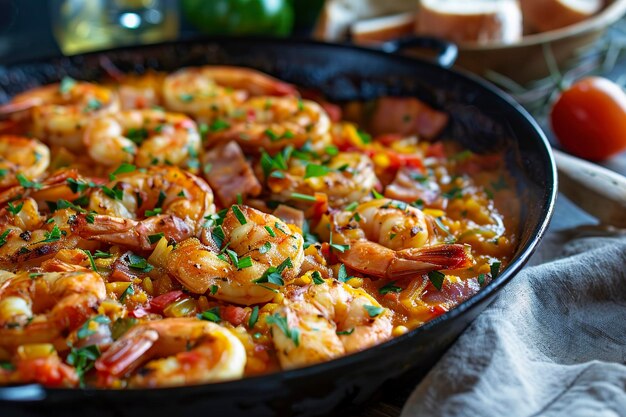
[106,282,132,298]
[272,292,285,304]
[98,299,125,321]
[392,325,409,337]
[373,153,390,169]
[142,277,154,295]
[17,343,56,360]
[197,296,210,311]
[346,277,363,288]
[294,274,312,286]
[148,237,173,268]
[422,209,445,218]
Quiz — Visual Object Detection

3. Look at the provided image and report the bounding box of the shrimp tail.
[338,241,473,279]
[391,244,474,278]
[95,328,158,377]
[71,213,193,251]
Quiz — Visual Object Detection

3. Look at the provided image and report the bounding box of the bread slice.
[521,0,603,33]
[351,12,417,45]
[416,0,523,44]
[314,0,417,41]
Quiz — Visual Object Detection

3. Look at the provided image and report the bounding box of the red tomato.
[221,306,247,326]
[150,290,184,312]
[550,77,626,161]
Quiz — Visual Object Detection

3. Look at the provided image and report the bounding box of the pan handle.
[380,36,458,68]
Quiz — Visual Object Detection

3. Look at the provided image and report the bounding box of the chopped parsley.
[147,232,165,244]
[16,173,41,190]
[357,129,372,144]
[311,271,324,285]
[66,344,100,387]
[82,249,98,272]
[77,315,110,339]
[110,163,136,180]
[84,98,102,112]
[264,225,276,237]
[254,257,293,286]
[6,201,23,216]
[197,307,221,323]
[336,328,355,336]
[291,192,316,202]
[337,264,350,283]
[126,127,149,144]
[59,76,76,94]
[490,261,501,279]
[102,185,124,201]
[371,189,384,199]
[427,270,445,291]
[126,253,153,273]
[266,313,300,346]
[379,281,403,295]
[259,242,272,254]
[304,164,332,179]
[40,225,63,243]
[248,306,259,328]
[209,119,230,132]
[232,205,247,225]
[363,305,384,317]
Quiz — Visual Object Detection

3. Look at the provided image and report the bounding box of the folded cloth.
[401,227,626,417]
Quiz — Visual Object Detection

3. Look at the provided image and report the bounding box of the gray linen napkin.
[401,227,626,417]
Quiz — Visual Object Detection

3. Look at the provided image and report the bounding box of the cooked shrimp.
[271,280,392,370]
[163,66,297,122]
[113,71,165,110]
[268,152,379,208]
[95,318,246,387]
[88,166,214,234]
[330,198,473,279]
[71,213,193,251]
[207,97,332,153]
[0,135,50,189]
[1,347,79,387]
[83,109,201,169]
[0,198,91,270]
[0,81,119,152]
[166,205,304,305]
[0,270,106,351]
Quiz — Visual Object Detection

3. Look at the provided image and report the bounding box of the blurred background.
[0,0,324,63]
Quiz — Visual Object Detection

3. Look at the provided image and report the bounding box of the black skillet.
[0,37,556,417]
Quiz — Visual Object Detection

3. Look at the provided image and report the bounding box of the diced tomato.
[320,242,339,264]
[308,193,329,221]
[375,134,404,146]
[150,290,184,312]
[388,152,424,170]
[221,306,247,326]
[383,292,400,303]
[425,142,445,158]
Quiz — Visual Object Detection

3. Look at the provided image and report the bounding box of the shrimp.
[0,135,50,189]
[166,205,304,305]
[0,270,106,351]
[267,152,379,208]
[330,198,473,279]
[71,212,193,251]
[87,166,215,234]
[83,109,201,169]
[0,346,79,387]
[0,81,119,152]
[207,97,332,153]
[113,71,166,110]
[95,318,246,387]
[163,66,297,122]
[271,280,392,370]
[0,198,90,270]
